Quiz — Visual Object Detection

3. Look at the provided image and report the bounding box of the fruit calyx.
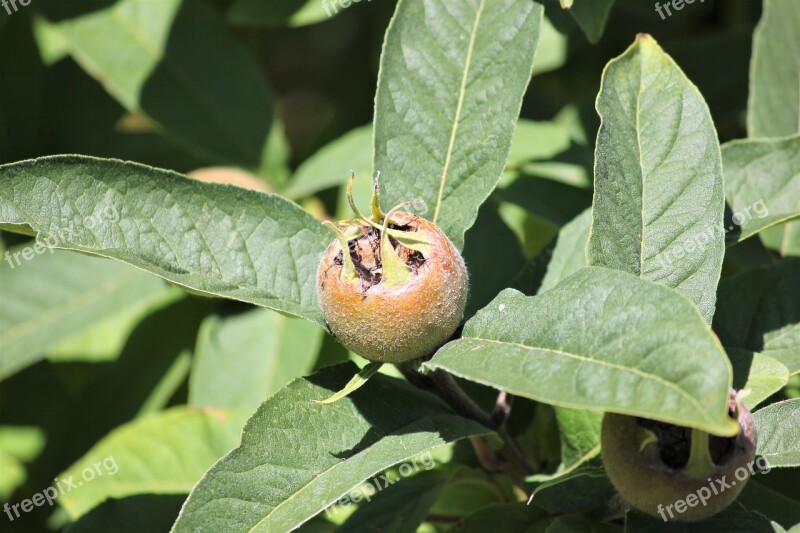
[323,173,433,291]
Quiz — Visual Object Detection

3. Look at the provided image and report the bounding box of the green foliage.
[0,0,797,531]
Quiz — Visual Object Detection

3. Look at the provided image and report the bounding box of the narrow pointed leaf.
[722,136,800,243]
[0,156,331,326]
[173,363,489,532]
[426,267,737,435]
[374,0,543,249]
[587,35,725,323]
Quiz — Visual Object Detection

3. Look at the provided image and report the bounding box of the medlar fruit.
[601,389,758,522]
[317,175,468,363]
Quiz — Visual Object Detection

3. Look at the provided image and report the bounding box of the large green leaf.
[373,0,543,249]
[58,406,250,519]
[0,247,169,380]
[587,35,725,323]
[426,267,737,435]
[712,260,800,375]
[190,308,324,411]
[748,0,800,138]
[40,0,273,168]
[754,399,800,468]
[722,137,800,243]
[0,155,331,326]
[173,363,488,532]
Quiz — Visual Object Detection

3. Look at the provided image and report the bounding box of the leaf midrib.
[432,0,486,224]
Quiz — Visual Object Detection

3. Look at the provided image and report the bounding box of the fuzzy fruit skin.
[317,212,468,363]
[601,391,757,522]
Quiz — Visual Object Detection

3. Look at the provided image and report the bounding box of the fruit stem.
[684,428,717,479]
[397,365,535,484]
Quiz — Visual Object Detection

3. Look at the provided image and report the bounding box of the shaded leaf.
[374,0,543,249]
[530,464,615,514]
[40,0,273,168]
[173,363,488,532]
[427,267,737,435]
[587,35,725,323]
[338,471,446,533]
[227,0,333,27]
[625,505,774,532]
[0,247,170,380]
[564,0,616,44]
[66,495,186,533]
[457,502,550,532]
[283,124,373,199]
[0,155,331,326]
[713,259,800,375]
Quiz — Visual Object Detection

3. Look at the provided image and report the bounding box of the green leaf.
[748,0,800,256]
[721,136,800,243]
[529,463,615,514]
[754,399,800,468]
[65,495,186,533]
[712,259,800,375]
[625,505,774,532]
[58,406,250,520]
[553,407,602,473]
[426,267,738,435]
[748,0,800,138]
[190,308,324,411]
[739,478,800,529]
[373,0,543,249]
[587,35,725,323]
[564,0,616,44]
[727,348,790,409]
[539,208,591,294]
[457,503,550,532]
[173,363,489,532]
[283,125,373,199]
[507,120,572,168]
[41,0,273,168]
[761,223,800,257]
[0,247,170,380]
[227,0,333,27]
[548,516,622,533]
[0,155,331,326]
[338,471,446,533]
